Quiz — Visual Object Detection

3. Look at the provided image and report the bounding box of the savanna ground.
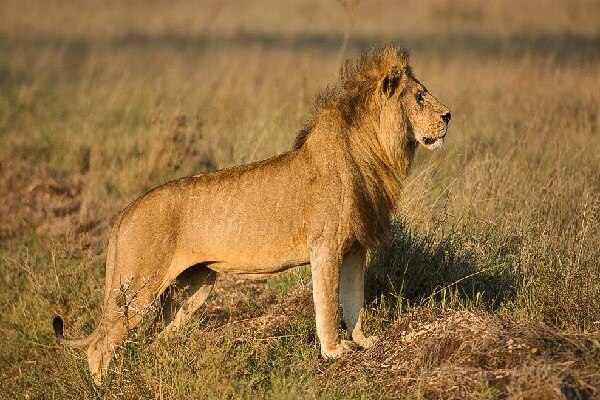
[1,1,600,399]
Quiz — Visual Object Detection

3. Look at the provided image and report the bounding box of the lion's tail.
[52,315,95,348]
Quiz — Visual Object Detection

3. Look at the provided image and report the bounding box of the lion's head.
[377,65,451,151]
[296,45,451,157]
[371,47,451,152]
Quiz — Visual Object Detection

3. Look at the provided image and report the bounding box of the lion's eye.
[416,91,426,103]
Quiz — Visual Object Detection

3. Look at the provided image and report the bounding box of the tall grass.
[1,0,599,398]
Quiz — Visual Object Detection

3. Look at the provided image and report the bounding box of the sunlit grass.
[1,1,599,398]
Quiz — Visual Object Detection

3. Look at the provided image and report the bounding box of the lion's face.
[379,69,451,151]
[400,75,451,150]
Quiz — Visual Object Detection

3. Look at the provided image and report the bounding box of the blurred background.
[1,1,599,398]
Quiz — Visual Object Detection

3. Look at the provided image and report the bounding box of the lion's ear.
[380,67,401,99]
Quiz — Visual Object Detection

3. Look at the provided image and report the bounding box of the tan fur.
[53,44,450,383]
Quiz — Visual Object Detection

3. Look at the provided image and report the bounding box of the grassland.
[1,1,599,398]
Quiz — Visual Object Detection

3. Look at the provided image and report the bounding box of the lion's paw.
[321,340,359,358]
[351,334,378,349]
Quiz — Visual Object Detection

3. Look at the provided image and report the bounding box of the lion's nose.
[441,112,451,123]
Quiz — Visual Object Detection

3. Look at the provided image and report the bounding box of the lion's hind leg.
[159,263,217,335]
[86,321,127,385]
[86,273,161,384]
[340,246,378,349]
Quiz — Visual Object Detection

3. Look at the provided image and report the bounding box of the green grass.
[1,0,599,398]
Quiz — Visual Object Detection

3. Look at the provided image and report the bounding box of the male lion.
[53,44,450,382]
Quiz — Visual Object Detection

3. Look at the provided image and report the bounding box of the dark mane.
[293,44,410,149]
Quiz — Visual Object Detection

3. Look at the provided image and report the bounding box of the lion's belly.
[208,259,310,275]
[177,201,310,274]
[198,226,310,274]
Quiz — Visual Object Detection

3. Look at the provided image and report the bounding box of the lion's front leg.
[340,246,377,349]
[310,247,356,358]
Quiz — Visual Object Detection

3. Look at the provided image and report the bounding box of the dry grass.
[1,0,599,398]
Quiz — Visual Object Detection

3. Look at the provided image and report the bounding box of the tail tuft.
[51,315,95,348]
[53,315,65,340]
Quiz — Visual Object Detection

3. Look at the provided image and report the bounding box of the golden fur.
[53,44,450,383]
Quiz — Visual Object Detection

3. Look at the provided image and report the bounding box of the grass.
[1,0,599,398]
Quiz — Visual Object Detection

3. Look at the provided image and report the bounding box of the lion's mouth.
[422,133,446,145]
[422,137,438,145]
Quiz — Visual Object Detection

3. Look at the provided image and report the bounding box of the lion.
[53,44,450,383]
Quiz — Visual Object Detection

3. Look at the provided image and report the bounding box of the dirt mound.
[329,309,599,400]
[197,275,599,399]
